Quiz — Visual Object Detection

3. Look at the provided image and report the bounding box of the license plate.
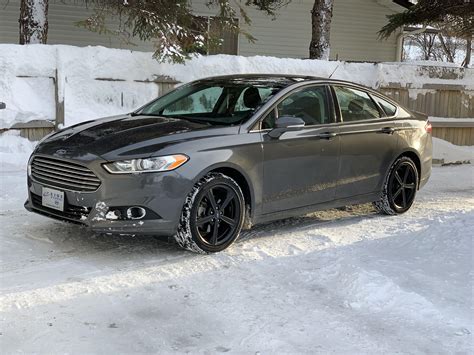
[42,187,64,211]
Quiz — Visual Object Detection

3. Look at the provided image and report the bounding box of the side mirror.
[0,102,5,110]
[267,116,305,139]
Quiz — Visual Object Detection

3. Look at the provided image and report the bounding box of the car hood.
[35,114,229,161]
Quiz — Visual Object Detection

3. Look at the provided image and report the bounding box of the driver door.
[260,85,340,215]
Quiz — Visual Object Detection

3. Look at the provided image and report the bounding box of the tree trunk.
[437,34,455,62]
[462,36,472,68]
[19,0,49,44]
[309,0,334,60]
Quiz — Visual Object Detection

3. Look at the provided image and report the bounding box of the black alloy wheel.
[193,184,241,247]
[175,173,245,253]
[374,156,419,215]
[389,161,417,210]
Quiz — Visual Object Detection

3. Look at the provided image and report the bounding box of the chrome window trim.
[330,84,404,124]
[244,79,408,133]
[249,120,343,133]
[368,93,399,120]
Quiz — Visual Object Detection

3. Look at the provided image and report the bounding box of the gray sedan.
[25,75,432,253]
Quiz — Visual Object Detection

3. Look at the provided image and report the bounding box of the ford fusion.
[25,75,432,253]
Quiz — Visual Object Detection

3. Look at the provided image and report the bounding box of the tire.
[374,156,419,215]
[174,172,245,253]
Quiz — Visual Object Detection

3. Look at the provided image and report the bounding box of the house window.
[193,16,238,55]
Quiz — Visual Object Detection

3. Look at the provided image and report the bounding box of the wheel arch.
[194,163,255,220]
[390,150,422,189]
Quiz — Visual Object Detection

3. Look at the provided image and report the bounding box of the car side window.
[334,86,381,122]
[372,95,398,117]
[262,85,331,129]
[234,87,274,112]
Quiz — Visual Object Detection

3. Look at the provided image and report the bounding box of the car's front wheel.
[175,172,245,253]
[374,156,419,215]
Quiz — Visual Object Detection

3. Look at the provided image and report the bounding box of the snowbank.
[162,55,474,90]
[433,137,474,163]
[0,131,37,172]
[0,44,162,128]
[402,60,466,68]
[1,44,473,128]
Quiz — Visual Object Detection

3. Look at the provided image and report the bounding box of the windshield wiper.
[166,115,214,125]
[130,112,162,117]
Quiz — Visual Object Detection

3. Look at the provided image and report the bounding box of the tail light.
[425,121,432,134]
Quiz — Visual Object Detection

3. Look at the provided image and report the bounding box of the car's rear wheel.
[374,156,419,215]
[175,172,245,253]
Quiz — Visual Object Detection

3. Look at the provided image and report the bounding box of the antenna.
[328,64,340,79]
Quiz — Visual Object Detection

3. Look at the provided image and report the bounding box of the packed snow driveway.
[1,165,473,353]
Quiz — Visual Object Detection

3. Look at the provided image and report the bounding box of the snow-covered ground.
[0,135,473,353]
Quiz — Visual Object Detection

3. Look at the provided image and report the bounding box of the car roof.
[196,74,324,87]
[195,74,371,90]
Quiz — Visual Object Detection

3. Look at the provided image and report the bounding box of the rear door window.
[372,95,398,117]
[333,86,381,122]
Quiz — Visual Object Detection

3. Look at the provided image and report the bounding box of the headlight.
[27,155,33,176]
[103,154,189,174]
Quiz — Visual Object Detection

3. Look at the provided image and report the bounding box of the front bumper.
[25,156,194,237]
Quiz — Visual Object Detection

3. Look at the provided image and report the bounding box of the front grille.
[31,193,91,221]
[31,156,101,192]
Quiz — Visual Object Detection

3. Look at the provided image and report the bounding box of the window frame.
[251,83,337,132]
[331,85,385,123]
[330,85,400,124]
[369,93,399,118]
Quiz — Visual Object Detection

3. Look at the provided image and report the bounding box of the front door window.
[262,85,332,129]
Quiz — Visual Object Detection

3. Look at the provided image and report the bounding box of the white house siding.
[330,0,401,62]
[0,0,154,51]
[1,0,401,61]
[191,0,314,59]
[0,0,20,44]
[192,0,400,61]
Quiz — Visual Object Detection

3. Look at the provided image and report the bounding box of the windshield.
[138,79,285,126]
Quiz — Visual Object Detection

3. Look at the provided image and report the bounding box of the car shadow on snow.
[238,203,378,243]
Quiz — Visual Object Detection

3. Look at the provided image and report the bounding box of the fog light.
[126,206,146,220]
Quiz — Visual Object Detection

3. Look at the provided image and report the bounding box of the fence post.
[55,69,65,129]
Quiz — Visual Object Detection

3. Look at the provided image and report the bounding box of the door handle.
[380,127,395,134]
[317,132,337,140]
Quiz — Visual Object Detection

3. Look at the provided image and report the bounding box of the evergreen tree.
[78,0,289,63]
[309,0,334,60]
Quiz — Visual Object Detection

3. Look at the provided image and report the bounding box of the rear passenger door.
[332,86,401,199]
